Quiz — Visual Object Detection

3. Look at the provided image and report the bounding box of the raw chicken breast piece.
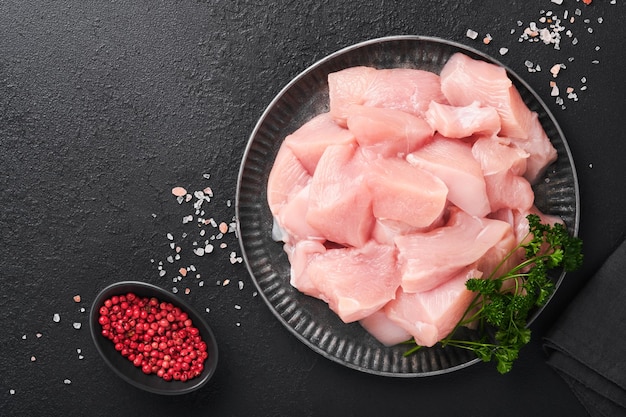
[471,136,534,213]
[346,104,434,157]
[359,309,412,347]
[509,112,558,184]
[328,66,447,126]
[267,145,311,217]
[285,240,327,298]
[365,156,448,228]
[425,101,501,139]
[476,224,523,288]
[307,241,400,323]
[385,265,482,347]
[440,53,534,140]
[406,134,490,217]
[284,112,356,174]
[371,215,446,246]
[394,208,511,293]
[277,184,325,243]
[306,144,374,247]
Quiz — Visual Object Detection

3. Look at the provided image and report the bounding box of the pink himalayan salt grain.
[172,186,187,197]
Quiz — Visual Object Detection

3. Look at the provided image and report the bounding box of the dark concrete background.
[1,1,624,416]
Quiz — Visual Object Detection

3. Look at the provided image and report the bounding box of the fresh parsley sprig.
[404,214,583,374]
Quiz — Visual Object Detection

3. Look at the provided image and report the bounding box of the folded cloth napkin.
[544,237,626,417]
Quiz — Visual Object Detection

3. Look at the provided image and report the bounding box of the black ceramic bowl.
[89,281,218,395]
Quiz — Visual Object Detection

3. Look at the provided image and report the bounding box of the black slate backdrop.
[1,1,624,416]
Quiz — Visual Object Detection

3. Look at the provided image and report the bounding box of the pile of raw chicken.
[267,53,561,348]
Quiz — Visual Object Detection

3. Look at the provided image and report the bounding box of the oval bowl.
[89,281,218,395]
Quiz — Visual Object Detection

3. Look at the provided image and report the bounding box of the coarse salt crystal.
[36,333,42,338]
[53,313,60,323]
[172,187,187,197]
[551,0,563,4]
[31,356,36,362]
[172,287,178,293]
[9,389,15,395]
[22,334,27,340]
[63,379,71,385]
[238,281,244,290]
[159,270,166,277]
[205,307,210,313]
[466,29,478,39]
[499,47,509,55]
[72,323,81,330]
[234,304,241,310]
[550,64,562,77]
[223,279,230,286]
[73,295,81,303]
[193,247,205,256]
[205,244,214,253]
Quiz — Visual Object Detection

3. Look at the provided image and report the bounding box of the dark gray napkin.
[544,238,626,417]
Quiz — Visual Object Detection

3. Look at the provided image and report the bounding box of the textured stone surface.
[0,0,624,416]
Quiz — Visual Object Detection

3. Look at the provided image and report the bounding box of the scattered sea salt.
[466,29,479,39]
[53,313,60,323]
[72,323,82,330]
[10,389,16,395]
[499,47,509,55]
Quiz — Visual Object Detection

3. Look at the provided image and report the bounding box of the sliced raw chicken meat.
[425,101,501,139]
[285,240,327,298]
[384,265,482,347]
[394,208,511,293]
[359,309,412,347]
[440,52,534,140]
[306,241,400,323]
[283,112,356,174]
[267,145,311,217]
[509,112,558,184]
[471,136,534,213]
[306,144,374,247]
[328,66,447,126]
[365,156,448,228]
[406,134,490,217]
[371,215,446,246]
[476,225,522,284]
[346,104,434,157]
[277,184,324,243]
